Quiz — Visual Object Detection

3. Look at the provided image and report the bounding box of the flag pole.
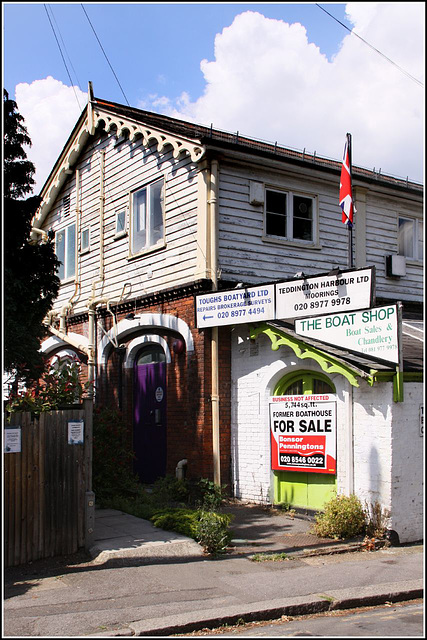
[347,132,354,268]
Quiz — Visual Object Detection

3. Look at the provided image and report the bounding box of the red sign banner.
[269,395,337,474]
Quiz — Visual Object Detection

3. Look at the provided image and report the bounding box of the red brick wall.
[59,293,232,487]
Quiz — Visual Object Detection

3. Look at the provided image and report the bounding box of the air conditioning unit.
[386,254,406,277]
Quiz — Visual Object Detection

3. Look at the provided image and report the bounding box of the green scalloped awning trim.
[250,324,376,388]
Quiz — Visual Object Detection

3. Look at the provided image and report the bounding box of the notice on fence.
[269,395,337,474]
[68,420,84,445]
[4,427,22,453]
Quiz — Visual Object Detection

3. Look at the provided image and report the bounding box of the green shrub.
[5,356,90,419]
[196,511,232,555]
[151,476,190,506]
[313,493,367,540]
[92,406,139,504]
[151,508,200,539]
[192,478,227,511]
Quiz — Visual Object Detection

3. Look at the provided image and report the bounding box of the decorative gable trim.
[31,98,206,236]
[92,106,205,163]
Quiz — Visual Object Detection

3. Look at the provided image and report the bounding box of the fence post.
[83,398,95,551]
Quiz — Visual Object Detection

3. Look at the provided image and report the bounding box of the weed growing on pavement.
[364,501,390,539]
[251,552,291,562]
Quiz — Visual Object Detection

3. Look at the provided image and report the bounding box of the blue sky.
[3,3,424,191]
[4,3,353,105]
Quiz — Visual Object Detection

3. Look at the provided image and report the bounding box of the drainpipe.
[347,383,354,496]
[87,149,106,397]
[209,159,221,486]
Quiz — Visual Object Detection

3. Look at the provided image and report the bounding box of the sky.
[3,2,425,194]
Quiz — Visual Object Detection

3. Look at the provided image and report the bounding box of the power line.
[316,3,424,88]
[44,4,84,110]
[80,4,130,106]
[48,4,83,93]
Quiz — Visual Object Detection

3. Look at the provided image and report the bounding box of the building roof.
[31,91,423,237]
[92,97,423,194]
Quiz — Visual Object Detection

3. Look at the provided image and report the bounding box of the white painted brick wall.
[389,383,423,543]
[231,326,423,543]
[231,326,349,504]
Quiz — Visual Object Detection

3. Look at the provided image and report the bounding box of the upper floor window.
[265,188,315,243]
[81,227,90,253]
[398,217,423,260]
[130,178,164,256]
[56,223,76,280]
[115,209,127,237]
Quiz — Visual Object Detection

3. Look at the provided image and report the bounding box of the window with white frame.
[56,223,76,280]
[265,188,315,242]
[130,179,164,255]
[81,227,90,253]
[115,209,127,236]
[398,217,423,260]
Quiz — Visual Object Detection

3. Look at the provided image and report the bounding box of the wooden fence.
[4,398,93,567]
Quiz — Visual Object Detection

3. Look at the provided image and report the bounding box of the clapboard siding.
[47,131,200,315]
[217,161,423,301]
[43,127,422,315]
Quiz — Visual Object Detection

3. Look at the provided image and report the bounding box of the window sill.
[60,276,76,285]
[114,231,127,240]
[128,241,166,260]
[400,257,423,266]
[262,235,321,250]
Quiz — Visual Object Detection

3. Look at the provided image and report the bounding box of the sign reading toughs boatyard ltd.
[195,266,375,328]
[275,266,374,320]
[195,284,275,329]
[270,395,337,474]
[295,304,401,364]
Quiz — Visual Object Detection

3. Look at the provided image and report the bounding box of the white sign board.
[196,284,275,328]
[275,267,374,320]
[68,420,84,445]
[4,427,22,453]
[295,304,400,364]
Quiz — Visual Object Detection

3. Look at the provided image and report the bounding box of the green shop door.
[273,371,337,511]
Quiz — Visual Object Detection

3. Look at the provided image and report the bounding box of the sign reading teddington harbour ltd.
[195,266,374,328]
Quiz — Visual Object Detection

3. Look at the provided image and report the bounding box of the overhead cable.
[316,3,424,88]
[80,4,130,105]
[44,4,84,110]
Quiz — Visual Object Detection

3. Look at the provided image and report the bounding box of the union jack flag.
[339,135,355,227]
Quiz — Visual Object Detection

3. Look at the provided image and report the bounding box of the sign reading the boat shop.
[275,266,374,320]
[269,395,337,474]
[295,304,400,364]
[196,284,275,329]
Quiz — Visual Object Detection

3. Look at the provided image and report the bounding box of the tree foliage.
[3,89,60,385]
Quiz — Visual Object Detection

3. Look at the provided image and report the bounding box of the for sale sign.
[269,395,337,474]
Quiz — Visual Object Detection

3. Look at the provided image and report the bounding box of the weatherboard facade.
[31,95,423,544]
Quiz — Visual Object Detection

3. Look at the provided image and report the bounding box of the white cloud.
[13,4,424,187]
[149,4,424,182]
[15,77,87,194]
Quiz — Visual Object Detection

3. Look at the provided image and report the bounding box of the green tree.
[3,89,60,385]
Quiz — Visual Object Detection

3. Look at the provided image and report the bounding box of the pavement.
[3,502,424,637]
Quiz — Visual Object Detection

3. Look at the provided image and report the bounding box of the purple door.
[133,345,167,484]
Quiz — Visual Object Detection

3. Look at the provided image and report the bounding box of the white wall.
[390,383,424,543]
[232,326,423,543]
[231,325,349,504]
